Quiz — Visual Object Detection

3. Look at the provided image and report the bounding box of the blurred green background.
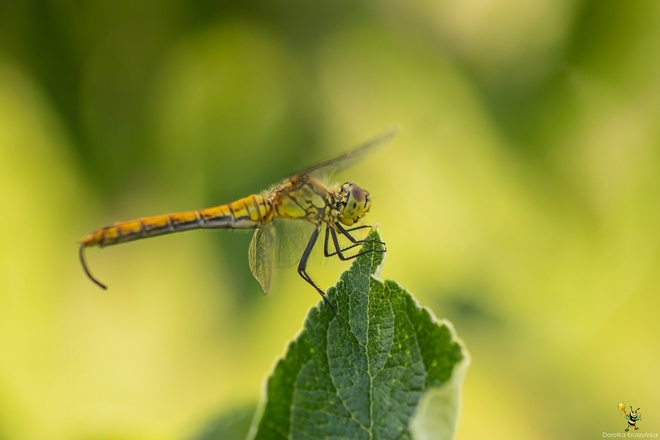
[1,1,659,439]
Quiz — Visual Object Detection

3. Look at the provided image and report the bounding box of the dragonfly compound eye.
[340,183,371,225]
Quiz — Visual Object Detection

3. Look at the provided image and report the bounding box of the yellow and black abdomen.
[80,194,274,248]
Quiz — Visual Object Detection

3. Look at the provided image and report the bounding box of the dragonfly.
[79,128,396,317]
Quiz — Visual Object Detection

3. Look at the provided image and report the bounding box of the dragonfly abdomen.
[198,194,274,229]
[80,194,274,248]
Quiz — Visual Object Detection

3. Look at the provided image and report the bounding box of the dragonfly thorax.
[337,182,372,226]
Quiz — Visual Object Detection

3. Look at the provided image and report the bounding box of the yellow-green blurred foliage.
[1,1,659,439]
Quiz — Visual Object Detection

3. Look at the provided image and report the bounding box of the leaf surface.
[250,230,468,440]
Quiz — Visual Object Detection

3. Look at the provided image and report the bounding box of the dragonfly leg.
[324,226,358,258]
[342,224,373,233]
[324,224,365,257]
[338,223,386,246]
[325,223,386,260]
[343,224,386,248]
[298,227,341,321]
[323,226,335,256]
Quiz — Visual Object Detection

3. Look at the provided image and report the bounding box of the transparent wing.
[270,219,319,267]
[248,220,320,293]
[248,227,277,294]
[287,127,398,180]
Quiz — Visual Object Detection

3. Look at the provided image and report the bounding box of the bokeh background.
[1,1,659,439]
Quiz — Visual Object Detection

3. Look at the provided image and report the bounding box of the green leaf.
[249,229,468,440]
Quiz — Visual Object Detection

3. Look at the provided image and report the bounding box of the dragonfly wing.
[248,227,277,294]
[289,127,398,180]
[270,218,318,268]
[248,219,321,293]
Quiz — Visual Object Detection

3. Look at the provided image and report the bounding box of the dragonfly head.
[338,182,372,226]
